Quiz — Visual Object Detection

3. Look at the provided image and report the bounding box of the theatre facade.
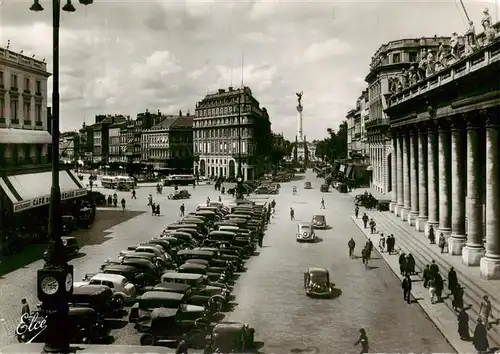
[385,27,500,279]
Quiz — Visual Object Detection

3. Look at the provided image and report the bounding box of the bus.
[101,176,117,189]
[163,174,195,187]
[101,176,136,189]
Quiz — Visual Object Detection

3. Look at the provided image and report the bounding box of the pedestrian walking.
[155,204,160,216]
[147,194,153,206]
[369,219,376,234]
[121,198,126,212]
[457,307,470,340]
[428,279,437,304]
[258,232,264,248]
[405,253,416,275]
[206,197,210,206]
[479,295,494,329]
[386,234,393,254]
[21,299,30,316]
[378,233,385,252]
[218,196,222,203]
[320,198,325,209]
[402,274,412,304]
[131,189,136,199]
[354,328,369,354]
[348,238,355,258]
[423,264,431,288]
[354,205,359,218]
[180,203,185,217]
[398,253,407,275]
[473,318,489,353]
[428,225,436,244]
[434,273,444,302]
[453,284,464,311]
[361,247,369,266]
[290,207,295,220]
[362,213,369,228]
[430,260,439,278]
[438,233,447,253]
[365,239,373,253]
[151,203,156,216]
[448,267,458,294]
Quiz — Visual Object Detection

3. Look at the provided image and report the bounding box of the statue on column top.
[296,91,303,107]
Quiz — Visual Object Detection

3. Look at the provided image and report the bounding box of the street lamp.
[30,1,93,353]
[236,92,244,200]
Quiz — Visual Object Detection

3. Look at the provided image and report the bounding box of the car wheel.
[114,295,124,307]
[186,329,206,349]
[140,333,155,346]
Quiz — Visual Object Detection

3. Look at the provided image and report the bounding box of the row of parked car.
[32,200,267,352]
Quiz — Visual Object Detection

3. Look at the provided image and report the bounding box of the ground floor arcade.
[194,156,254,181]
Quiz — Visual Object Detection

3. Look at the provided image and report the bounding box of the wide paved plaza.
[0,171,453,352]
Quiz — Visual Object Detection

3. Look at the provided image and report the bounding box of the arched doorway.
[200,159,206,176]
[387,153,392,192]
[228,160,235,178]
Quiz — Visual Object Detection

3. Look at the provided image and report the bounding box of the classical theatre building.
[385,26,500,279]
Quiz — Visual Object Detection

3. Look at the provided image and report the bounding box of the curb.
[351,215,469,354]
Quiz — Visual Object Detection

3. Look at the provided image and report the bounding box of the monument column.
[462,113,485,266]
[395,133,404,216]
[416,125,428,231]
[401,132,411,220]
[390,134,398,212]
[437,120,452,237]
[480,112,500,279]
[409,127,419,226]
[426,122,440,232]
[449,117,467,255]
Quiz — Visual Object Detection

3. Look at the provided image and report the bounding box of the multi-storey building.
[0,48,86,230]
[193,86,272,180]
[108,121,127,164]
[126,110,164,165]
[59,131,79,163]
[365,36,450,194]
[90,114,126,164]
[141,112,193,171]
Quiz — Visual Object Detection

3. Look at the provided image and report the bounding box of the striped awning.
[0,170,87,213]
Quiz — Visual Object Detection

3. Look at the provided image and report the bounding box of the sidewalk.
[351,208,500,353]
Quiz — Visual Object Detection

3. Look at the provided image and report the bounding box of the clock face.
[41,276,59,295]
[65,273,73,292]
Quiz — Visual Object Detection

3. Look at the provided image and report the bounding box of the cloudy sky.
[1,0,498,139]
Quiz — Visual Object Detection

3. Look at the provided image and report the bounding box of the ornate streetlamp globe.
[29,0,44,11]
[79,0,93,5]
[237,176,243,183]
[62,0,76,12]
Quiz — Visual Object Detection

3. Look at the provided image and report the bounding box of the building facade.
[365,36,450,194]
[346,91,369,160]
[141,113,193,172]
[89,114,126,164]
[193,86,272,180]
[108,121,127,164]
[385,21,500,279]
[59,131,79,163]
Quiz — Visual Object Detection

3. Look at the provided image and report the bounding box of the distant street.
[0,173,454,352]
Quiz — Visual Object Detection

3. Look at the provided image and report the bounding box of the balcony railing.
[365,118,390,129]
[23,120,32,125]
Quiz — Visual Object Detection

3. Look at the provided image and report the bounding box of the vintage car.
[320,184,330,192]
[194,210,219,224]
[160,273,230,304]
[43,236,79,260]
[70,284,122,317]
[138,308,208,348]
[254,186,278,195]
[83,273,137,305]
[304,181,312,189]
[206,321,255,352]
[134,245,171,263]
[101,264,158,288]
[129,291,206,324]
[311,215,327,229]
[102,258,162,283]
[304,267,335,298]
[144,239,170,252]
[16,307,111,344]
[179,219,209,235]
[119,251,169,270]
[167,190,191,200]
[194,247,242,271]
[174,228,203,242]
[296,223,316,242]
[177,263,229,283]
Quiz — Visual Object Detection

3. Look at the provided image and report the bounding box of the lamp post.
[30,1,93,353]
[236,91,244,200]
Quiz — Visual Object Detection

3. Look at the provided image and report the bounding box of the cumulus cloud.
[0,0,491,138]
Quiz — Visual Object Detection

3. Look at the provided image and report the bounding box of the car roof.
[308,267,328,274]
[61,236,76,240]
[313,215,325,218]
[178,249,214,256]
[299,223,312,227]
[151,307,178,318]
[69,307,96,316]
[141,291,184,301]
[91,273,126,282]
[72,284,111,296]
[180,263,207,269]
[196,210,216,214]
[154,282,190,292]
[103,265,137,272]
[213,321,246,332]
[161,272,203,280]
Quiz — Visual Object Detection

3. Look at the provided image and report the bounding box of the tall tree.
[315,121,348,162]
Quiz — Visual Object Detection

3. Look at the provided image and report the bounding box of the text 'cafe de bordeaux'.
[384,32,500,279]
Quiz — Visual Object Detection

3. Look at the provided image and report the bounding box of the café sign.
[13,188,87,213]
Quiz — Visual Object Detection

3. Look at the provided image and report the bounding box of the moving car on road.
[296,223,316,243]
[206,321,256,352]
[311,215,327,229]
[304,267,335,298]
[167,190,191,200]
[304,181,312,189]
[320,184,330,192]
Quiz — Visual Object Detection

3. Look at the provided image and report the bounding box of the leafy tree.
[315,121,348,163]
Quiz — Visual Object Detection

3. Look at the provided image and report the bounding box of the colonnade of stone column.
[390,111,500,279]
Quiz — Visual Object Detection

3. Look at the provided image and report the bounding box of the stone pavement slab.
[351,215,472,354]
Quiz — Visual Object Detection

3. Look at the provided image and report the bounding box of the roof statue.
[296,91,303,107]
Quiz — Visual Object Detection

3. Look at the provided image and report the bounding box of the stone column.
[480,114,500,279]
[408,128,419,226]
[376,143,381,191]
[437,120,452,237]
[462,114,485,266]
[449,118,467,255]
[390,135,398,212]
[396,134,404,216]
[426,123,440,233]
[401,132,411,221]
[416,126,428,231]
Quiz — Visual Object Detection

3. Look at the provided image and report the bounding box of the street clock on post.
[37,265,74,302]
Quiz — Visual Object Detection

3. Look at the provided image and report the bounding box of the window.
[35,104,41,122]
[392,53,400,64]
[409,52,418,63]
[24,102,30,120]
[25,78,30,91]
[0,71,3,86]
[36,80,41,95]
[11,74,18,88]
[0,98,4,117]
[10,100,18,119]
